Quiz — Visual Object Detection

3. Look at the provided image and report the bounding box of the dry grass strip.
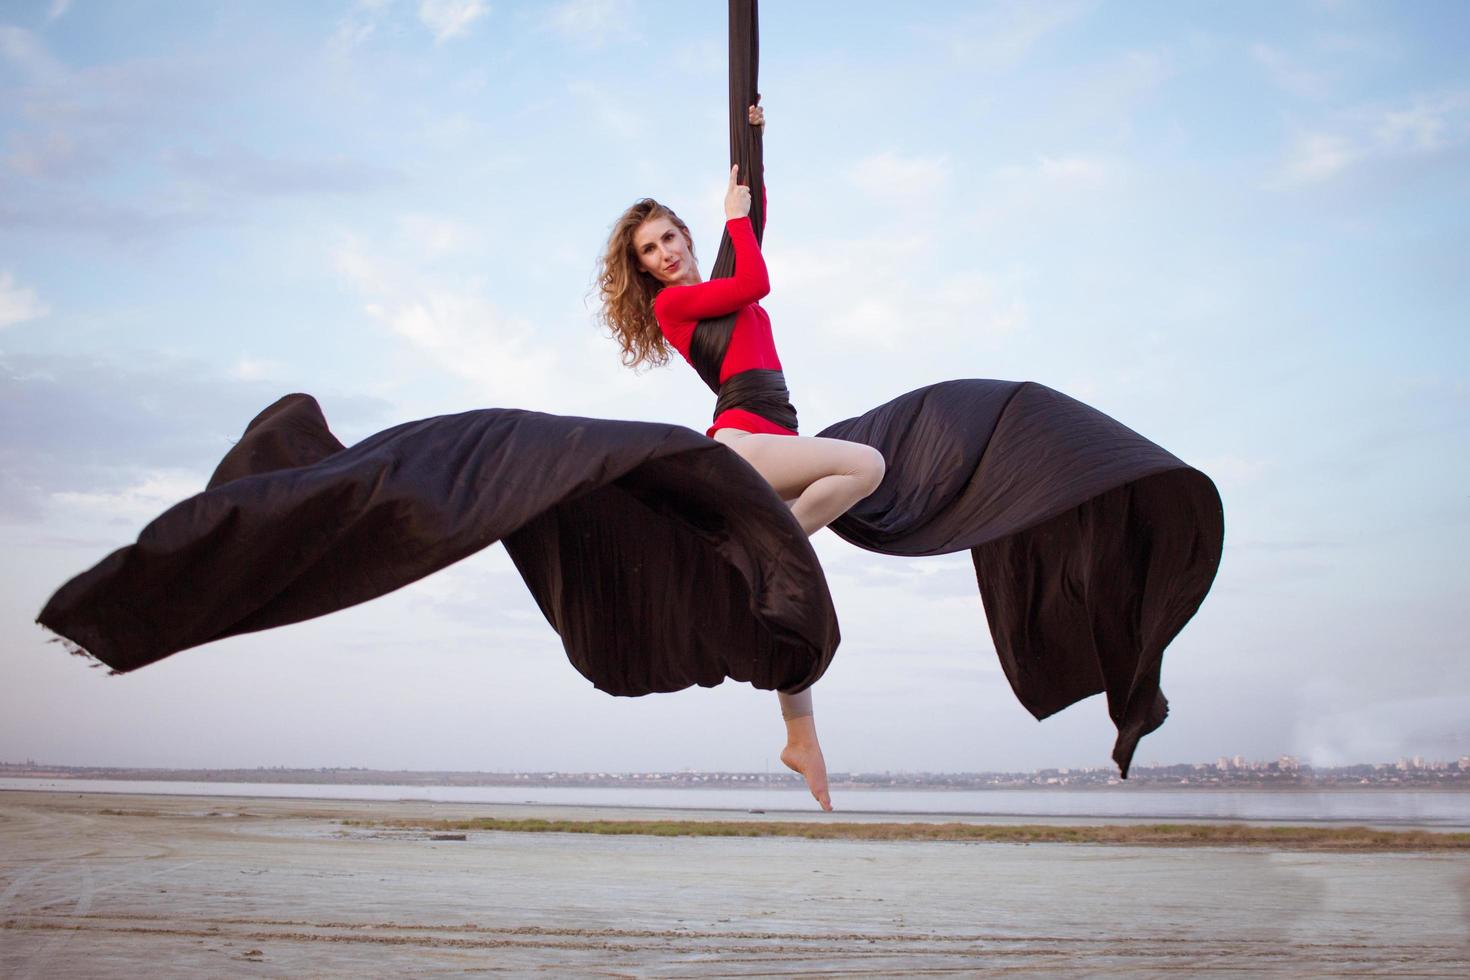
[338,817,1470,851]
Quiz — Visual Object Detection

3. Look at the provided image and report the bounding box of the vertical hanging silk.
[689,0,765,395]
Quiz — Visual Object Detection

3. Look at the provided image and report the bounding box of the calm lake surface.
[4,777,1466,827]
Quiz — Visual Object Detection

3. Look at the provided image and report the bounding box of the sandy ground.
[3,791,1468,978]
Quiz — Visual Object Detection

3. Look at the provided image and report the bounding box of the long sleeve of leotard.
[654,215,769,322]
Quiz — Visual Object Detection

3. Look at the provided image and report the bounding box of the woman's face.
[633,216,697,286]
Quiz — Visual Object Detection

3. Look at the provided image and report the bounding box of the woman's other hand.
[748,103,764,128]
[724,164,751,220]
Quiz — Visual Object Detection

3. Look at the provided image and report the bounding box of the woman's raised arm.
[655,164,769,321]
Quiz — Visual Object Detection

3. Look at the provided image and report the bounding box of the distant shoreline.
[7,773,1470,793]
[6,784,1470,836]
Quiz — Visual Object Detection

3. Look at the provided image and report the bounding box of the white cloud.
[970,152,1122,229]
[418,0,488,43]
[546,0,637,49]
[1293,689,1470,767]
[930,0,1096,70]
[47,0,73,23]
[1194,455,1268,488]
[673,37,723,77]
[0,25,66,83]
[766,236,1027,353]
[1033,153,1114,187]
[1087,48,1174,111]
[335,1,491,50]
[167,144,400,197]
[846,152,952,207]
[1280,131,1357,184]
[995,151,1118,190]
[333,241,396,296]
[1312,32,1398,61]
[1251,42,1331,100]
[232,357,283,382]
[398,212,472,256]
[333,238,559,406]
[1367,91,1469,153]
[51,469,210,525]
[1373,96,1460,153]
[328,1,387,55]
[566,78,645,138]
[5,128,96,179]
[1,27,231,195]
[1274,90,1470,186]
[0,272,49,329]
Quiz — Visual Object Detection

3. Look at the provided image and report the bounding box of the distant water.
[4,778,1467,827]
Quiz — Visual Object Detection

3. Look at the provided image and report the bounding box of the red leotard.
[652,213,796,438]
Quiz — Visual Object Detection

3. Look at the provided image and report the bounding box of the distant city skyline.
[8,754,1470,777]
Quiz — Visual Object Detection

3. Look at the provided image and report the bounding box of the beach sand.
[3,790,1467,977]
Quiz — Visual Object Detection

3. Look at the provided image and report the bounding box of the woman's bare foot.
[780,715,832,811]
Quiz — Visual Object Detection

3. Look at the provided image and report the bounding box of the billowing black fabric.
[37,380,1221,774]
[37,394,839,696]
[38,380,1220,774]
[713,368,798,432]
[205,393,346,489]
[817,380,1224,775]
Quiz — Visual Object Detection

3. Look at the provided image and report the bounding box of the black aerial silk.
[41,394,839,698]
[36,0,1222,776]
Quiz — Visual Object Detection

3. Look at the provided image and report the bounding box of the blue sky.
[2,0,1467,775]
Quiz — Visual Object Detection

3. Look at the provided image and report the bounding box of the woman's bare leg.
[719,433,886,535]
[713,429,886,811]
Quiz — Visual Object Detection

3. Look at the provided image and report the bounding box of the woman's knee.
[842,444,885,496]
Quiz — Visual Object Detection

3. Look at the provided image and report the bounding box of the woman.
[597,105,885,811]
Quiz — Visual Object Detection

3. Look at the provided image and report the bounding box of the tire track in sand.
[7,860,94,980]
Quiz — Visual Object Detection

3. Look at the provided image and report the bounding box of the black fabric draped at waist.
[713,368,799,434]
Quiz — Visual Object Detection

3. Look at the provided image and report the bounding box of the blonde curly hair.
[597,198,696,371]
